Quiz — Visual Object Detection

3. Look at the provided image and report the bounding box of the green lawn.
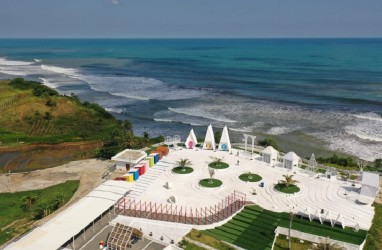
[202,205,367,250]
[184,229,235,250]
[172,166,194,174]
[239,173,262,182]
[199,179,223,188]
[208,162,229,169]
[273,235,310,250]
[0,180,80,246]
[274,184,300,194]
[363,203,382,250]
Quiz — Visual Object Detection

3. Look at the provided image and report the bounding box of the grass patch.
[0,180,79,246]
[274,184,300,194]
[239,173,262,182]
[273,234,311,250]
[172,166,194,174]
[203,205,366,250]
[364,203,382,250]
[208,162,229,169]
[178,239,206,250]
[199,179,222,188]
[185,229,235,250]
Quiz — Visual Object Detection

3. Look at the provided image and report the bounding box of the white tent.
[203,124,216,150]
[218,126,231,151]
[185,129,198,149]
[262,146,278,166]
[283,152,300,170]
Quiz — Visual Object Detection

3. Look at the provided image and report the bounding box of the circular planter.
[199,178,223,188]
[274,184,300,194]
[172,166,194,174]
[239,173,262,182]
[208,162,229,169]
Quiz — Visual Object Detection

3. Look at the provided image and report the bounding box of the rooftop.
[111,149,147,164]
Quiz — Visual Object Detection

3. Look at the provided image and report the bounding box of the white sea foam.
[0,57,34,66]
[34,59,42,63]
[39,77,60,88]
[0,69,27,76]
[41,64,79,77]
[168,107,237,123]
[353,113,382,123]
[105,107,125,113]
[266,126,296,135]
[229,127,252,133]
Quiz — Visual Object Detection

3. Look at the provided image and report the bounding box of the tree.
[176,158,192,172]
[20,195,37,211]
[374,159,382,170]
[35,201,54,219]
[210,156,224,168]
[214,130,222,144]
[208,168,215,184]
[258,138,279,151]
[55,192,67,208]
[279,175,299,188]
[122,120,133,132]
[313,237,346,250]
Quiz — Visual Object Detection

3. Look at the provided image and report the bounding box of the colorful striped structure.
[145,157,154,167]
[129,169,139,180]
[149,153,160,164]
[135,165,145,176]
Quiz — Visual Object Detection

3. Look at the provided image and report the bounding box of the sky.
[0,0,381,38]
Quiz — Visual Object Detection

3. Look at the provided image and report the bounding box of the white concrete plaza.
[127,147,375,230]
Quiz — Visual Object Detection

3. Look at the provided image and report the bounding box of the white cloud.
[110,0,120,5]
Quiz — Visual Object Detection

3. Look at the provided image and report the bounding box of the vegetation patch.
[172,166,193,174]
[208,162,229,169]
[239,173,262,182]
[184,229,235,250]
[203,205,367,250]
[199,178,223,188]
[0,180,79,246]
[274,184,300,194]
[363,203,382,250]
[274,234,311,250]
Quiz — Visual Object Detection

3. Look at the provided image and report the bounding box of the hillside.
[0,78,122,144]
[0,78,163,171]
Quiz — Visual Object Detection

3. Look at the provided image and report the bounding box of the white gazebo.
[262,146,279,167]
[283,151,301,170]
[359,172,380,203]
[185,129,198,149]
[203,124,216,150]
[111,149,147,171]
[218,126,231,151]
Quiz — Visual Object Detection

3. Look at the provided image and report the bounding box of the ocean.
[0,38,381,161]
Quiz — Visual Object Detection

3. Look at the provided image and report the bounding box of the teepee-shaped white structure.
[203,124,216,150]
[218,126,231,151]
[185,129,198,149]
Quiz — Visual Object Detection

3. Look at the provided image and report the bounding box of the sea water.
[0,38,381,160]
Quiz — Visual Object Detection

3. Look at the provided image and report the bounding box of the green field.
[199,179,223,188]
[239,173,262,182]
[363,203,382,250]
[0,180,80,246]
[172,166,194,174]
[208,162,229,169]
[202,205,367,250]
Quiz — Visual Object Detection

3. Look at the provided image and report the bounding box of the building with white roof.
[262,146,279,167]
[360,172,380,199]
[283,151,301,170]
[111,149,147,171]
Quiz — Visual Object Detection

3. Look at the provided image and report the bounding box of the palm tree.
[313,237,346,250]
[55,192,67,208]
[279,174,299,188]
[210,156,224,168]
[176,158,192,172]
[20,195,37,211]
[208,168,215,184]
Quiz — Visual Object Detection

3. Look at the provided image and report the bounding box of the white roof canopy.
[185,129,198,149]
[6,180,130,250]
[203,124,216,150]
[284,151,300,161]
[262,146,278,156]
[218,126,231,151]
[361,172,380,188]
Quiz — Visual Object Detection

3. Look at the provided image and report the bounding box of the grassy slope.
[202,205,367,250]
[0,79,121,145]
[363,203,382,250]
[0,180,80,246]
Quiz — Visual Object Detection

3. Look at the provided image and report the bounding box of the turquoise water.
[0,39,381,160]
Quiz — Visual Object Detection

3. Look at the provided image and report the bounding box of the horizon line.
[0,37,382,40]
